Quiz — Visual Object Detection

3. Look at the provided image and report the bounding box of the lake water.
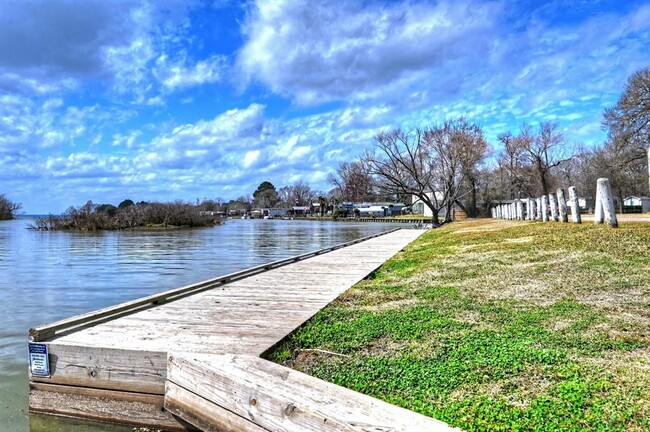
[0,217,399,431]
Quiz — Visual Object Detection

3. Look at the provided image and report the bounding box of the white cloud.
[242,150,261,168]
[146,103,267,172]
[238,0,500,105]
[156,53,227,91]
[0,1,143,94]
[155,103,266,150]
[112,130,143,149]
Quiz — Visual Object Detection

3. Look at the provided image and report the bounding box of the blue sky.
[1,0,649,214]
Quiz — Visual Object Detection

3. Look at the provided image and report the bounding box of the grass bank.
[267,219,650,431]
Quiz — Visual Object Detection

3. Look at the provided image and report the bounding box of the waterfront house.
[623,196,650,213]
[355,202,407,217]
[410,193,448,219]
[290,206,310,217]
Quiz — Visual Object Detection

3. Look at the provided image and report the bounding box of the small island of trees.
[30,199,222,231]
[0,194,22,220]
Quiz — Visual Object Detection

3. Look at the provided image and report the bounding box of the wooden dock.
[28,228,458,431]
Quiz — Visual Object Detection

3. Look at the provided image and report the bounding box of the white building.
[355,202,407,217]
[623,196,650,212]
[411,192,448,219]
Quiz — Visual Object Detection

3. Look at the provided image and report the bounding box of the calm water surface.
[0,217,398,431]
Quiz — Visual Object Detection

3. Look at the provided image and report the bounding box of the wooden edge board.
[167,353,459,432]
[29,382,197,431]
[29,228,400,342]
[165,381,270,432]
[30,344,167,395]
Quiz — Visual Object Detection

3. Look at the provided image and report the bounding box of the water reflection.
[0,217,398,431]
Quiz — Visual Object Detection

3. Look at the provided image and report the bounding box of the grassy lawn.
[267,219,650,431]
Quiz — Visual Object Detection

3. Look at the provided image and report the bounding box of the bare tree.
[424,119,488,221]
[279,180,315,207]
[0,194,22,220]
[514,122,574,197]
[603,67,650,158]
[327,160,376,202]
[366,128,442,223]
[366,119,487,224]
[602,68,650,196]
[591,137,648,211]
[454,124,490,217]
[497,131,535,199]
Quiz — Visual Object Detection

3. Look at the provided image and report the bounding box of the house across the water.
[623,196,650,213]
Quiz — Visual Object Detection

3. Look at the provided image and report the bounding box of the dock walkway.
[29,228,457,431]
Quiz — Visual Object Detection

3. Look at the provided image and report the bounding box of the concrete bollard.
[597,178,618,228]
[594,182,604,224]
[529,198,536,221]
[549,193,559,221]
[568,186,581,224]
[557,188,568,223]
[541,196,548,222]
[524,198,530,220]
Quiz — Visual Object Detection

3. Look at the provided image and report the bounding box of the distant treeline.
[30,200,222,231]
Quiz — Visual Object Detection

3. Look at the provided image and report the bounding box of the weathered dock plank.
[30,345,166,394]
[30,382,195,431]
[165,381,269,432]
[165,353,459,432]
[41,229,424,358]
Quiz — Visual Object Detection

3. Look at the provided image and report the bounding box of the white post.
[491,207,496,218]
[541,195,548,222]
[594,181,604,224]
[598,178,618,228]
[647,147,650,194]
[549,193,558,221]
[535,198,541,220]
[568,186,581,224]
[557,188,568,223]
[516,200,524,220]
[528,198,535,220]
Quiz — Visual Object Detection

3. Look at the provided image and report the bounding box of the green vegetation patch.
[268,220,650,431]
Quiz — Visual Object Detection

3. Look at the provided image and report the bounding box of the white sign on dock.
[29,343,50,377]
